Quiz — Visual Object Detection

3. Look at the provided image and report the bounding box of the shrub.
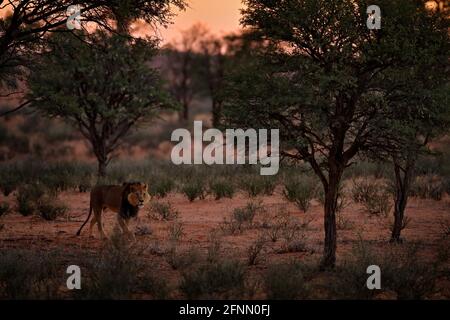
[283,176,317,212]
[231,201,264,230]
[240,175,266,197]
[333,241,436,299]
[15,183,46,216]
[179,259,246,299]
[181,180,206,202]
[247,235,267,266]
[336,211,354,230]
[363,191,392,216]
[165,246,201,270]
[209,179,235,200]
[0,202,10,217]
[168,222,184,242]
[134,224,153,236]
[0,249,61,299]
[264,261,309,299]
[148,201,179,221]
[351,178,392,216]
[149,177,174,198]
[272,214,309,254]
[36,197,68,221]
[0,171,21,196]
[79,232,141,299]
[411,175,445,201]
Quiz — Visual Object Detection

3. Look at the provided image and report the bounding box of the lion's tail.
[76,204,92,236]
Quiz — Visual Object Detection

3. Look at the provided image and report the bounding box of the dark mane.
[119,182,140,219]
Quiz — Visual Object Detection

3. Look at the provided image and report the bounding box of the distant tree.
[383,61,449,243]
[221,0,449,268]
[27,31,175,177]
[164,23,208,121]
[0,0,186,115]
[198,34,227,127]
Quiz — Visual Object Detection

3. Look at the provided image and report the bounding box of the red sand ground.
[1,189,450,299]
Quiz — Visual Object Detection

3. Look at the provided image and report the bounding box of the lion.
[76,182,151,240]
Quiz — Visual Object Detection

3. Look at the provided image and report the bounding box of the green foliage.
[0,249,61,299]
[15,183,46,216]
[36,197,68,221]
[28,31,176,176]
[411,175,445,201]
[179,259,246,299]
[351,178,392,216]
[148,200,179,221]
[0,202,10,217]
[333,242,437,299]
[181,180,206,202]
[148,177,175,198]
[283,176,317,212]
[209,179,235,200]
[264,261,310,299]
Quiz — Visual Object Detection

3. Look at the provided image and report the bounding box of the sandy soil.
[1,190,450,298]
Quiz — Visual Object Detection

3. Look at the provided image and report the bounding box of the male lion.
[76,182,151,240]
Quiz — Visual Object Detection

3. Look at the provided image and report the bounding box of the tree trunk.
[391,158,414,243]
[183,101,189,121]
[97,158,107,178]
[212,100,222,127]
[320,167,342,269]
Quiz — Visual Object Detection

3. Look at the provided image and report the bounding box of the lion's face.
[126,182,151,209]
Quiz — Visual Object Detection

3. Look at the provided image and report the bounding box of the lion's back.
[90,185,123,210]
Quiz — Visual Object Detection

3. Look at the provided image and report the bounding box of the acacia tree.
[27,31,175,177]
[384,65,450,243]
[164,23,208,121]
[0,0,186,115]
[221,0,449,268]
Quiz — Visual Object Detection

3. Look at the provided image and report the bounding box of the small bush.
[165,246,201,270]
[336,211,354,230]
[15,183,46,216]
[210,180,235,200]
[272,214,309,254]
[182,180,206,202]
[148,201,179,221]
[0,202,10,216]
[351,178,392,216]
[247,235,267,266]
[220,201,265,234]
[0,249,61,299]
[233,202,262,226]
[411,175,445,201]
[79,232,142,299]
[149,177,174,198]
[283,176,317,212]
[36,197,68,221]
[240,175,266,198]
[134,224,153,236]
[168,222,184,242]
[0,171,21,196]
[264,261,309,299]
[179,259,246,299]
[333,241,436,299]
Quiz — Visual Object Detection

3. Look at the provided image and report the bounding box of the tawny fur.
[76,182,150,240]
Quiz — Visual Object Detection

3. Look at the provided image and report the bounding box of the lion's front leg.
[118,216,135,240]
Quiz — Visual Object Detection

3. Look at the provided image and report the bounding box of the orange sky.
[0,0,244,43]
[158,0,244,43]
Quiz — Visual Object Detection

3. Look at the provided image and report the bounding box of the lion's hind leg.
[94,208,108,240]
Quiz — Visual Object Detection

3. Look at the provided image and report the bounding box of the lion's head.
[120,182,151,218]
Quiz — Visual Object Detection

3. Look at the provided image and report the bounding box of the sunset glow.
[159,0,244,42]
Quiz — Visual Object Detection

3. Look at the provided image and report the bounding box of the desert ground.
[1,178,450,299]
